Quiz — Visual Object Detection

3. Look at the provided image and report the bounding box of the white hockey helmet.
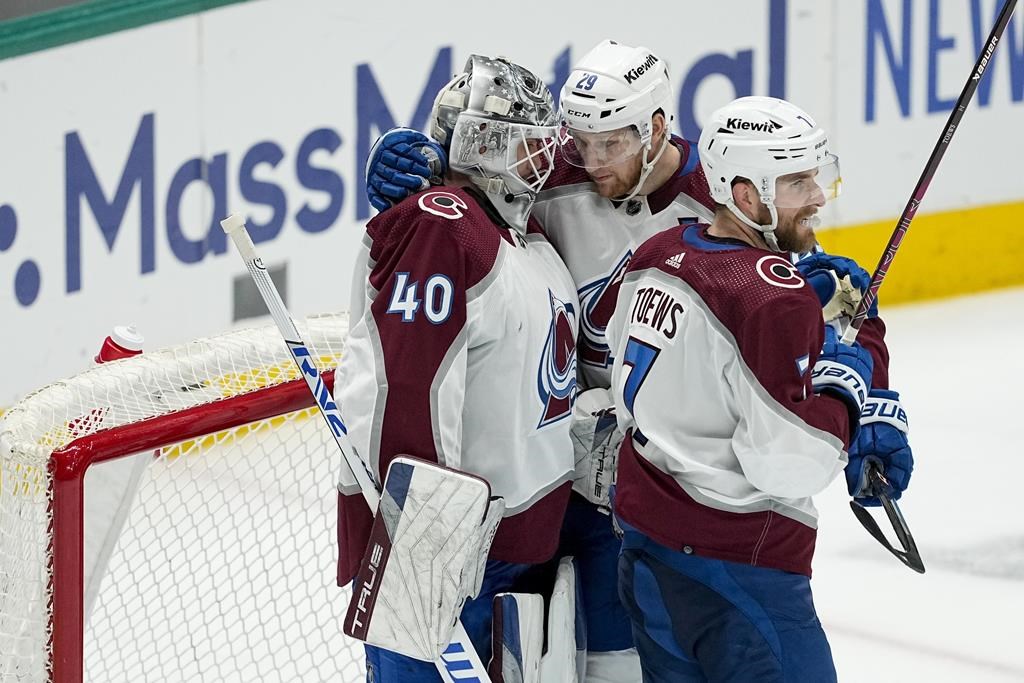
[429,55,557,232]
[557,39,675,200]
[698,96,841,251]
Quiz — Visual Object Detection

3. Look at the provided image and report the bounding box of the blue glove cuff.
[813,326,874,440]
[860,389,908,434]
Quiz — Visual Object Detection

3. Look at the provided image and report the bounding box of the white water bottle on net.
[93,324,144,364]
[0,313,368,682]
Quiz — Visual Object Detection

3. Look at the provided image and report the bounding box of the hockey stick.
[220,214,492,683]
[850,470,925,574]
[841,0,1019,573]
[842,0,1018,343]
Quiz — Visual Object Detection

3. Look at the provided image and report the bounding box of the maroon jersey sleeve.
[737,296,854,448]
[673,137,716,213]
[856,316,890,390]
[363,192,498,469]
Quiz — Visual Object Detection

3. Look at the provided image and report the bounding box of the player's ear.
[730,179,757,213]
[651,110,667,139]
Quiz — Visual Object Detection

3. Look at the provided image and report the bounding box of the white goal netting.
[0,313,366,682]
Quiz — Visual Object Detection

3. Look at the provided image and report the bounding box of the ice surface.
[815,287,1024,682]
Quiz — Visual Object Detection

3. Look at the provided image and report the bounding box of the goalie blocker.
[344,456,504,662]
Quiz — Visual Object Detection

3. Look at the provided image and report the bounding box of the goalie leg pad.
[344,456,505,662]
[489,557,586,683]
[540,556,583,683]
[489,592,545,683]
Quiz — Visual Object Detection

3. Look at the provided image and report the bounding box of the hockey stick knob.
[220,213,247,235]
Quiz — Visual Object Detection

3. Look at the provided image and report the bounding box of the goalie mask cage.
[0,313,366,682]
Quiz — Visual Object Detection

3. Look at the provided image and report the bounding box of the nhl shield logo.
[537,290,578,427]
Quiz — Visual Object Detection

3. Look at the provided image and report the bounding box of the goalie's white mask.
[430,55,557,233]
[698,96,842,252]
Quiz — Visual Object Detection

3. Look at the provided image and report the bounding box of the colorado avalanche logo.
[577,251,632,368]
[755,255,804,289]
[537,290,578,428]
[418,191,468,220]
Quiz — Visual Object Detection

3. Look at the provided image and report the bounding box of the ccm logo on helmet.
[623,54,659,84]
[418,191,468,220]
[567,109,591,119]
[726,118,783,132]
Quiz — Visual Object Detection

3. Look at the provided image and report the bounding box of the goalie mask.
[698,96,842,252]
[557,39,675,201]
[430,55,557,233]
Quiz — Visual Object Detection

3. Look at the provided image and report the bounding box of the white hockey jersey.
[335,186,578,583]
[532,137,714,391]
[607,224,856,576]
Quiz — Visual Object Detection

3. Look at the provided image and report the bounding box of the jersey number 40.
[387,272,455,324]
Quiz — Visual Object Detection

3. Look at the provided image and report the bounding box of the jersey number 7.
[621,337,661,416]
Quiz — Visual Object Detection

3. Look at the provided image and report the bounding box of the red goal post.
[0,313,365,682]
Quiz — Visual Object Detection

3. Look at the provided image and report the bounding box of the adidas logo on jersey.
[664,252,685,269]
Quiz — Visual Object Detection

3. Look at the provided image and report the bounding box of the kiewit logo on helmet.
[726,118,783,132]
[623,54,659,84]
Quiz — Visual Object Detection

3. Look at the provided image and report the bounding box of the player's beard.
[775,208,820,253]
[588,153,644,199]
[754,204,819,253]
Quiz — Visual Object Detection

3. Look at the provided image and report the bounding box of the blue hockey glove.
[812,325,873,440]
[846,389,913,507]
[796,253,878,321]
[364,128,447,212]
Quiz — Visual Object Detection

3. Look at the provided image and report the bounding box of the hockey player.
[605,96,914,682]
[335,55,580,681]
[362,41,909,683]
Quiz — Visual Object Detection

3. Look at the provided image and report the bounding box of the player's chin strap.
[468,175,534,235]
[725,197,784,252]
[616,133,670,203]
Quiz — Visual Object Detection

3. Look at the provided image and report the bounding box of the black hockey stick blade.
[849,467,925,574]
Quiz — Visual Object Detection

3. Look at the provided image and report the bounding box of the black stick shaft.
[842,0,1019,344]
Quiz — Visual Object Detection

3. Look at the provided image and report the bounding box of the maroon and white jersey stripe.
[335,186,579,583]
[533,137,715,391]
[607,224,855,577]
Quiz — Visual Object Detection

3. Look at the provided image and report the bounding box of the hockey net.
[0,313,366,682]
